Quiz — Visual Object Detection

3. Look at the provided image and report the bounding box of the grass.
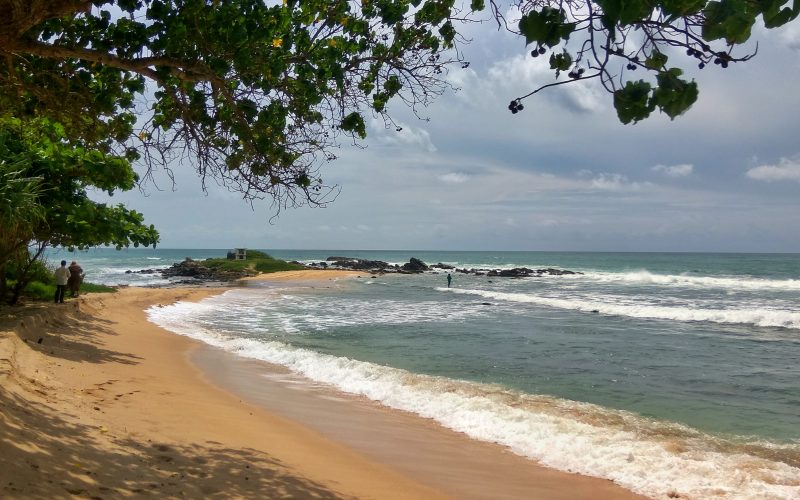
[203,251,304,274]
[4,279,116,303]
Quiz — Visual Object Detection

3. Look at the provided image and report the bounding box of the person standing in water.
[447,273,452,288]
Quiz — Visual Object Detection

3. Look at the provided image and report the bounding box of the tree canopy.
[501,0,799,123]
[0,0,796,208]
[0,116,159,303]
[0,0,467,208]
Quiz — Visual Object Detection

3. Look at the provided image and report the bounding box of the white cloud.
[369,120,437,152]
[483,55,605,114]
[438,172,470,184]
[746,158,800,183]
[590,173,648,191]
[652,163,694,177]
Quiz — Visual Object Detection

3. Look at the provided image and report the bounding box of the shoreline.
[1,270,643,499]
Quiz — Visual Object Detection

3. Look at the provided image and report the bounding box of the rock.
[401,258,429,272]
[431,262,455,270]
[160,258,257,283]
[326,257,391,271]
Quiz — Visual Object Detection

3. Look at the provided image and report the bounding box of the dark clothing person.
[54,261,69,303]
[68,261,83,297]
[447,273,452,288]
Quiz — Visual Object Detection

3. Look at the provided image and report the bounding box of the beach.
[0,270,642,499]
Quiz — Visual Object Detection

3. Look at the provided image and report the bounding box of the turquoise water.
[53,248,800,498]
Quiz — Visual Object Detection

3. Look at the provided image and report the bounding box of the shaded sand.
[1,270,645,499]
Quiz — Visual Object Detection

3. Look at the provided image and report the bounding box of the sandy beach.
[1,270,644,499]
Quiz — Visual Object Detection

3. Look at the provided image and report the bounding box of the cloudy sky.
[97,10,800,252]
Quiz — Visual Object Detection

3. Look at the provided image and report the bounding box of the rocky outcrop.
[305,256,581,279]
[159,258,257,283]
[401,258,429,273]
[323,257,392,271]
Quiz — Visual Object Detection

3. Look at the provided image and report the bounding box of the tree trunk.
[0,0,90,48]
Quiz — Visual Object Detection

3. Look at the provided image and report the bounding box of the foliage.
[500,0,799,122]
[0,164,45,262]
[17,280,53,303]
[0,0,470,208]
[7,276,115,303]
[243,249,272,260]
[5,256,52,284]
[0,116,159,304]
[0,117,159,251]
[203,252,304,273]
[253,258,305,273]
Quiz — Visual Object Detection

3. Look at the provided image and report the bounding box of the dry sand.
[0,270,644,499]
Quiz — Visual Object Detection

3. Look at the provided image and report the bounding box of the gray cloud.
[652,164,694,177]
[747,157,800,183]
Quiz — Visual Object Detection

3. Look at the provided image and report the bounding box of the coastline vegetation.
[2,258,116,305]
[203,250,305,274]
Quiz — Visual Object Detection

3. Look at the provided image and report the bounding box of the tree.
[0,0,468,209]
[498,0,799,123]
[0,164,45,301]
[0,116,159,304]
[0,1,796,213]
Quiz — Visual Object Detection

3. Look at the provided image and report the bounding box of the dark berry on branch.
[720,60,728,68]
[698,62,705,69]
[577,68,585,75]
[539,47,546,55]
[531,50,538,58]
[714,58,721,65]
[517,104,524,111]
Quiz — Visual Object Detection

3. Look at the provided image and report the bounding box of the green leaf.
[549,51,573,71]
[645,51,668,70]
[518,8,569,47]
[340,112,366,139]
[652,68,699,119]
[702,0,757,43]
[613,80,655,124]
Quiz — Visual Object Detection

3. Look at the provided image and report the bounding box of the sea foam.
[443,288,800,330]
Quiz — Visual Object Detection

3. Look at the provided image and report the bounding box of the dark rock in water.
[326,257,391,271]
[402,257,429,272]
[591,309,599,313]
[431,262,455,270]
[127,268,159,274]
[326,256,352,261]
[481,302,492,306]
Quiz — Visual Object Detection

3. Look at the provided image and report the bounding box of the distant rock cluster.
[305,257,582,278]
[126,258,258,285]
[127,256,581,286]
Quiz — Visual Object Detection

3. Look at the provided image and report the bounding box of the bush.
[245,249,271,260]
[5,255,51,283]
[22,280,53,301]
[254,258,304,273]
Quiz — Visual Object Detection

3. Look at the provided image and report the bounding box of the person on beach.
[54,260,69,303]
[68,261,84,297]
[447,273,452,288]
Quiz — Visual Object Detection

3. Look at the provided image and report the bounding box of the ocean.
[48,248,800,498]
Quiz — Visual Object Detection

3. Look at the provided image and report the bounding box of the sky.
[94,9,800,252]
